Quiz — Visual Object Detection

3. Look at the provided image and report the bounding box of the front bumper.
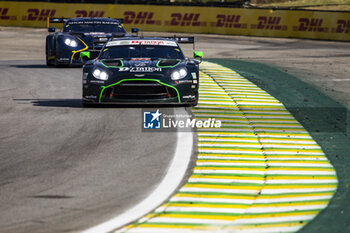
[83,79,198,104]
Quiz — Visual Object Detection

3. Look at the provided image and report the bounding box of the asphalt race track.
[0,58,184,232]
[0,27,350,233]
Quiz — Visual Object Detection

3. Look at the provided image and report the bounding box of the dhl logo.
[251,16,286,30]
[123,11,161,25]
[75,10,104,17]
[296,18,328,32]
[215,14,246,28]
[0,7,16,20]
[166,13,206,27]
[335,19,350,33]
[22,8,56,21]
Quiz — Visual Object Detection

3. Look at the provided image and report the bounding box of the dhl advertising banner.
[1,1,350,41]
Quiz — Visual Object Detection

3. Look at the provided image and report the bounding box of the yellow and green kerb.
[115,61,337,233]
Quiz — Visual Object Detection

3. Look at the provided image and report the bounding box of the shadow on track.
[10,64,81,69]
[13,99,189,109]
[10,64,53,69]
[13,99,83,108]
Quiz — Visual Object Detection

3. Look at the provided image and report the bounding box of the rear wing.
[47,17,69,28]
[114,18,124,24]
[164,36,194,43]
[168,36,202,61]
[47,17,123,28]
[49,17,69,24]
[162,36,195,49]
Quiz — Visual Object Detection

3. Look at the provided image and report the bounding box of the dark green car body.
[82,37,201,106]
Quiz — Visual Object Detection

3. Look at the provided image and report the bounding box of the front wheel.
[45,41,54,66]
[46,56,54,66]
[189,92,199,106]
[188,98,198,107]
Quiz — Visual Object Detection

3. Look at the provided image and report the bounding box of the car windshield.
[100,45,185,59]
[63,22,125,33]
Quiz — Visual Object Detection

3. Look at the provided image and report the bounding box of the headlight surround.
[92,68,109,80]
[64,38,78,47]
[171,68,188,80]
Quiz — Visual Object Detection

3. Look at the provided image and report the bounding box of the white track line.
[82,108,193,233]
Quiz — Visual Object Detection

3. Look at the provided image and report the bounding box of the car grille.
[102,81,177,100]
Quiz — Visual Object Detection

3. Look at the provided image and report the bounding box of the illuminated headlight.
[92,69,109,80]
[64,38,78,47]
[171,68,187,80]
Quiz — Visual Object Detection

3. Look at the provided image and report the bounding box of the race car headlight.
[171,68,187,80]
[64,38,78,47]
[92,68,109,80]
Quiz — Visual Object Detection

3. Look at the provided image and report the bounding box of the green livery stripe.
[98,79,181,103]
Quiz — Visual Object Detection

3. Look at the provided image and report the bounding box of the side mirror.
[193,51,203,63]
[48,27,55,33]
[131,28,139,36]
[80,51,91,62]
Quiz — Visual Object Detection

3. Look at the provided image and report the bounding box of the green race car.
[82,37,203,106]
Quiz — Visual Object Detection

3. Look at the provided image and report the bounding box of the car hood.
[91,58,185,79]
[100,58,183,69]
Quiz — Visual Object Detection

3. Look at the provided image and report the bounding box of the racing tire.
[188,98,198,107]
[188,93,199,106]
[45,41,54,67]
[53,41,61,68]
[46,58,53,66]
[53,54,59,68]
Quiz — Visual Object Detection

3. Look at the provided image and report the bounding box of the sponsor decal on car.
[130,58,151,61]
[178,80,192,84]
[84,32,106,35]
[85,95,97,99]
[106,40,177,47]
[69,21,120,25]
[89,80,105,84]
[119,67,162,72]
[135,63,147,66]
[182,95,196,99]
[191,72,197,79]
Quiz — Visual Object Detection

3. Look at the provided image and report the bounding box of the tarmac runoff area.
[0,27,349,233]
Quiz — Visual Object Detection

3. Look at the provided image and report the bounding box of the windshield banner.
[106,40,178,47]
